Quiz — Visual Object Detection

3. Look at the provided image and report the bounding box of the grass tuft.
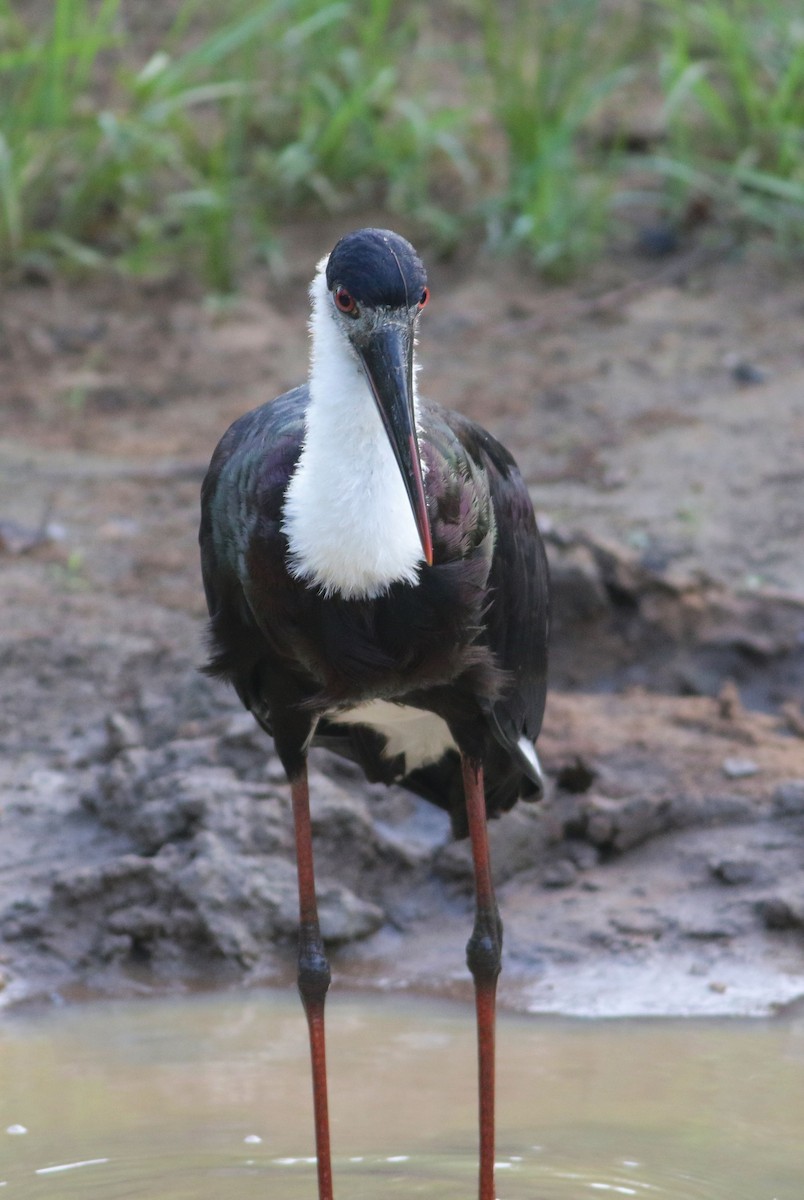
[652,0,804,240]
[479,0,633,278]
[0,0,802,289]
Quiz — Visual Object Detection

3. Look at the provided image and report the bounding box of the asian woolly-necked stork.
[199,227,549,1200]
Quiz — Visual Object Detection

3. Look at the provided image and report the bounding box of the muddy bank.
[1,238,803,1015]
[2,534,802,1017]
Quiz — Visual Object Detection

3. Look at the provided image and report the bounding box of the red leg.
[291,768,334,1200]
[462,756,502,1200]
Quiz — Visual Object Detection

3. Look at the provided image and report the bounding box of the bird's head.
[314,227,433,567]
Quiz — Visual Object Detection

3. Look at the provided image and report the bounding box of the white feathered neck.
[281,258,425,599]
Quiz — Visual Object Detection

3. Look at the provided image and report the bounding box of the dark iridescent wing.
[199,386,308,702]
[435,404,550,761]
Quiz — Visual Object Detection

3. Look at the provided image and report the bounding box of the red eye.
[418,287,430,309]
[334,287,358,315]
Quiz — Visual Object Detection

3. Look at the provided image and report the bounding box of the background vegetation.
[0,0,802,289]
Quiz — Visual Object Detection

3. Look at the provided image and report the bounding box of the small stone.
[722,757,759,779]
[731,360,768,386]
[708,981,727,994]
[711,858,759,886]
[105,712,141,755]
[317,885,384,944]
[562,840,599,871]
[756,896,804,931]
[555,756,596,793]
[6,1124,28,1135]
[636,224,680,257]
[542,860,577,889]
[772,781,804,816]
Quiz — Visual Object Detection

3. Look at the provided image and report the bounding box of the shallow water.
[1,990,802,1198]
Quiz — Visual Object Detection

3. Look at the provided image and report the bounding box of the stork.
[199,228,549,1200]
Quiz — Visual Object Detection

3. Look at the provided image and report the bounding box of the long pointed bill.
[357,325,433,567]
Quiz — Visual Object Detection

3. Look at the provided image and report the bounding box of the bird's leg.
[462,755,502,1200]
[290,765,334,1200]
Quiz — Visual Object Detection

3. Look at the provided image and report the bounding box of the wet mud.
[1,233,803,1015]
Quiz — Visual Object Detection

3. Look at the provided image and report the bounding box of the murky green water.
[1,990,802,1197]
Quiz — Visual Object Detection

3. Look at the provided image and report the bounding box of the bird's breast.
[281,361,425,600]
[271,532,500,714]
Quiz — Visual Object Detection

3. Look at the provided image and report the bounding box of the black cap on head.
[325,228,427,309]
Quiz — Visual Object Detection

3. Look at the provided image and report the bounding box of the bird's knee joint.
[297,928,331,1008]
[466,920,502,984]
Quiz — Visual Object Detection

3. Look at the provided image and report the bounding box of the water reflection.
[0,990,802,1197]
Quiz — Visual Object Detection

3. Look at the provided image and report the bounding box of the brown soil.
[2,225,803,1016]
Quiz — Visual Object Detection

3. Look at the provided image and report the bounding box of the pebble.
[567,842,599,871]
[711,858,759,886]
[105,712,141,754]
[636,224,680,257]
[731,360,768,386]
[772,780,804,816]
[542,860,577,889]
[755,897,803,931]
[722,757,759,779]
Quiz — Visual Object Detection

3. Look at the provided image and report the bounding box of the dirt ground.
[1,222,803,1017]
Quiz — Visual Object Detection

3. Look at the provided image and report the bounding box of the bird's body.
[201,384,548,833]
[200,228,549,1200]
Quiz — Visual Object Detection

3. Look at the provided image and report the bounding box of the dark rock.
[710,858,761,886]
[773,781,804,817]
[542,860,578,889]
[636,225,680,257]
[555,756,597,794]
[756,895,804,931]
[731,360,768,386]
